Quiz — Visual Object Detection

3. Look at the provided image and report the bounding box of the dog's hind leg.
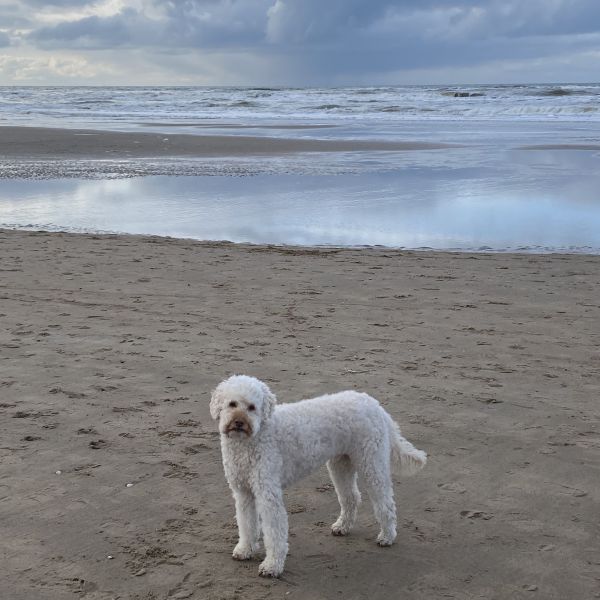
[356,446,397,546]
[327,454,361,536]
[232,487,261,560]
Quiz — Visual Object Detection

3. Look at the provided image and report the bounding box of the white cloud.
[0,51,116,81]
[31,0,127,24]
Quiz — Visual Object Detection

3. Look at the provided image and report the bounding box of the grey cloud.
[255,0,600,82]
[425,0,600,39]
[31,9,156,49]
[265,0,600,44]
[12,0,600,83]
[258,0,600,77]
[265,0,392,43]
[21,0,96,5]
[500,0,600,37]
[160,0,271,47]
[0,2,32,29]
[0,31,11,47]
[26,1,600,49]
[29,1,271,49]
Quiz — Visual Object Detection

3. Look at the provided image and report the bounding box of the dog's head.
[210,375,277,438]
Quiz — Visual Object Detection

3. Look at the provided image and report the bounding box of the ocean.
[3,84,600,128]
[1,84,600,251]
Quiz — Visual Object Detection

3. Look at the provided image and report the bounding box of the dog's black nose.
[234,420,244,429]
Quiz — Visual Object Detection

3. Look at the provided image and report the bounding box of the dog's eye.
[248,404,256,411]
[228,401,237,408]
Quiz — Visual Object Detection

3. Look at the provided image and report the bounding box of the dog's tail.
[386,414,427,476]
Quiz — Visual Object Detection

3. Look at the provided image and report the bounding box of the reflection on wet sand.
[1,149,599,252]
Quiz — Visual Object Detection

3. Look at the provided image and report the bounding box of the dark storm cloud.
[158,0,269,48]
[264,0,600,43]
[264,0,392,43]
[262,0,600,78]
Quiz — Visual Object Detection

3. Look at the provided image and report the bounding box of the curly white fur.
[210,375,427,577]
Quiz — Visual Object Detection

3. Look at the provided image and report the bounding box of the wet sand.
[1,229,599,600]
[0,126,454,160]
[137,122,337,129]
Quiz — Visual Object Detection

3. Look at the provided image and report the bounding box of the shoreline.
[1,225,599,256]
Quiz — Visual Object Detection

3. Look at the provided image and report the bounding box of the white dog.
[210,375,427,577]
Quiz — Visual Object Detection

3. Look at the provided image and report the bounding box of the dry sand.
[1,229,599,600]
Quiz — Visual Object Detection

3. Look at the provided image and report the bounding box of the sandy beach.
[1,229,598,599]
[0,126,454,160]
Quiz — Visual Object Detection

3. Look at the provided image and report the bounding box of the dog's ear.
[209,385,224,420]
[260,381,277,421]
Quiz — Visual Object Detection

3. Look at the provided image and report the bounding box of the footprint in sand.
[77,427,98,435]
[460,510,494,520]
[89,439,108,450]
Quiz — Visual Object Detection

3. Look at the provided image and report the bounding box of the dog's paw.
[232,543,255,561]
[331,519,350,536]
[258,558,284,578]
[376,531,396,547]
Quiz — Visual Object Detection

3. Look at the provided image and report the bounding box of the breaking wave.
[1,83,600,126]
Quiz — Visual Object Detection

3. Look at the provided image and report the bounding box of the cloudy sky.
[1,0,599,85]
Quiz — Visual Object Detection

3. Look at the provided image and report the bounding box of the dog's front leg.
[232,487,260,560]
[255,488,288,577]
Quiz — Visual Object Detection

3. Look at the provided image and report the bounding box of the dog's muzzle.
[224,417,252,436]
